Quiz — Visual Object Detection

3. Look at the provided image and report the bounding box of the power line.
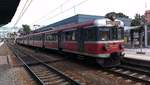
[34,0,89,25]
[13,0,30,27]
[31,0,70,25]
[13,0,33,27]
[15,0,30,24]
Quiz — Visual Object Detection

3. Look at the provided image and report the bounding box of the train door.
[77,29,84,52]
[42,33,45,48]
[58,31,64,50]
[27,36,29,45]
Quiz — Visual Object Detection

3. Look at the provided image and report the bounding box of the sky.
[3,0,150,29]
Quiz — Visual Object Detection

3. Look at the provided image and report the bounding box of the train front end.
[87,18,125,67]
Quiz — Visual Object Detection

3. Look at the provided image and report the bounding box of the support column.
[144,25,147,47]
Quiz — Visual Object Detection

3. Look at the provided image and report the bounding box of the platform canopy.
[0,0,20,26]
[124,26,142,31]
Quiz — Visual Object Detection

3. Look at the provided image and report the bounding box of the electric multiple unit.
[16,18,125,67]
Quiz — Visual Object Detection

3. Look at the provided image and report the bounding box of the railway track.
[7,43,82,85]
[106,61,150,84]
[7,42,150,85]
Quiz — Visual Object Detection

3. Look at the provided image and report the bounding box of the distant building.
[0,27,19,38]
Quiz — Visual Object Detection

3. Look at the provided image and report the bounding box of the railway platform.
[124,48,150,61]
[0,42,36,85]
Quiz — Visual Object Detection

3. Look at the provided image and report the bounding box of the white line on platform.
[0,42,4,47]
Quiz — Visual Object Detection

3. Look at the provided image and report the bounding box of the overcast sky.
[4,0,150,28]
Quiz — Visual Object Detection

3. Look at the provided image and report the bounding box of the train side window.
[30,36,32,40]
[34,36,36,40]
[30,37,31,40]
[65,31,76,41]
[52,34,57,41]
[38,35,40,40]
[40,34,42,40]
[46,33,57,41]
[33,36,34,40]
[34,35,38,40]
[85,29,97,41]
[35,35,38,40]
[47,34,52,41]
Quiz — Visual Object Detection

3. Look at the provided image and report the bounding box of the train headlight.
[104,43,110,50]
[119,44,124,49]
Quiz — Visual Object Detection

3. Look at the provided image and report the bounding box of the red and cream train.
[16,18,125,67]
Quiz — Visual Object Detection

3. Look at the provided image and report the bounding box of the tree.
[22,24,31,34]
[130,14,143,26]
[130,14,144,48]
[105,12,129,18]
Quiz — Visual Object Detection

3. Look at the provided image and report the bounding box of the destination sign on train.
[106,21,120,26]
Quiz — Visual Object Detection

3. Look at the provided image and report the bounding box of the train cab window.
[85,29,97,41]
[65,31,76,41]
[118,28,124,39]
[111,28,117,40]
[99,28,109,41]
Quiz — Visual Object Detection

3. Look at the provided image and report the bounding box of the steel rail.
[105,65,150,84]
[8,43,81,85]
[7,43,45,85]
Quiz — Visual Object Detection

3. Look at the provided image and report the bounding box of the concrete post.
[144,25,147,47]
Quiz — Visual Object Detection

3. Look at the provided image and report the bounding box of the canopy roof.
[0,0,20,25]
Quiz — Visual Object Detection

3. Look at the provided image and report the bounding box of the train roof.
[44,18,124,32]
[34,14,104,32]
[20,18,124,37]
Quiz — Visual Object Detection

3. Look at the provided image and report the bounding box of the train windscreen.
[99,28,109,41]
[99,27,124,41]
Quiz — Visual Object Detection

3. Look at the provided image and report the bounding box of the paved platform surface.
[124,48,150,61]
[0,42,36,85]
[0,56,9,65]
[125,48,150,55]
[0,41,4,46]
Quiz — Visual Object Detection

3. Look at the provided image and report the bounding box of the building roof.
[0,0,20,26]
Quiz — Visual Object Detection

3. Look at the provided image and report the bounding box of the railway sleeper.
[34,70,50,74]
[35,71,54,75]
[44,79,66,85]
[38,74,58,79]
[110,68,150,84]
[42,76,62,81]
